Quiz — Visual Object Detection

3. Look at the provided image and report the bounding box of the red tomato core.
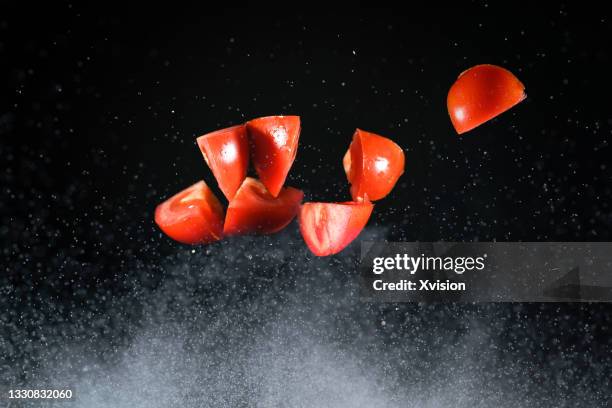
[197,124,249,200]
[224,177,304,236]
[344,129,405,202]
[447,64,526,134]
[246,115,300,197]
[155,181,224,245]
[298,201,374,256]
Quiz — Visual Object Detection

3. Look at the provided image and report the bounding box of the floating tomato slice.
[298,201,374,256]
[447,64,526,134]
[197,124,249,200]
[224,177,303,236]
[155,180,224,245]
[343,129,405,202]
[246,115,300,197]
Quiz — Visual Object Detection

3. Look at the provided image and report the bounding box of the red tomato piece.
[447,64,526,134]
[197,124,249,200]
[223,177,304,236]
[246,115,300,197]
[155,180,224,245]
[298,201,374,256]
[343,129,405,202]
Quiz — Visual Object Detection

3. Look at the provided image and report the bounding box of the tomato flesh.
[298,201,374,256]
[224,177,304,236]
[155,181,224,245]
[343,129,405,202]
[246,115,300,197]
[197,124,249,200]
[447,64,526,134]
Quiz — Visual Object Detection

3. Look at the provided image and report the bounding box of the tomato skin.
[197,124,249,200]
[343,129,405,202]
[246,115,300,197]
[447,64,526,134]
[154,181,224,245]
[298,201,374,256]
[223,177,304,236]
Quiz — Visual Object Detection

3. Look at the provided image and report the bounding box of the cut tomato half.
[246,115,300,197]
[343,129,405,202]
[298,201,374,256]
[197,124,249,200]
[447,64,526,134]
[155,180,224,245]
[224,177,303,236]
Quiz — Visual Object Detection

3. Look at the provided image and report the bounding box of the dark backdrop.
[1,3,611,407]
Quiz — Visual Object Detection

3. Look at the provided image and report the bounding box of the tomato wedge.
[447,64,526,134]
[197,124,249,200]
[343,129,404,202]
[246,115,300,197]
[224,177,303,236]
[298,201,374,256]
[155,180,224,245]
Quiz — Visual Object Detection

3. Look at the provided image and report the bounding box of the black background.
[1,3,612,406]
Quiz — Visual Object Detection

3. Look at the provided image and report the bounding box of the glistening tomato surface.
[343,129,405,201]
[197,124,249,200]
[246,115,300,197]
[447,64,526,134]
[298,201,374,256]
[154,181,224,245]
[224,177,304,235]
